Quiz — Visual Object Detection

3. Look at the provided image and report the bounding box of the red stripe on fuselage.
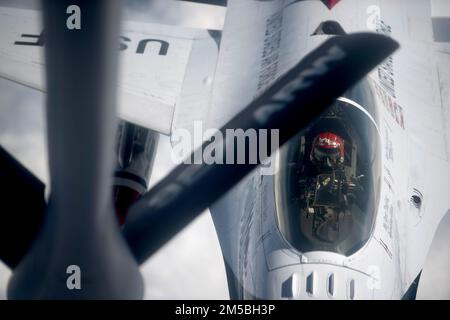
[322,0,341,10]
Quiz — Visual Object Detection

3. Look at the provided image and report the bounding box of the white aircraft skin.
[208,0,450,300]
[1,0,449,300]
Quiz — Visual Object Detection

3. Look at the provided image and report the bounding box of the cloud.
[124,0,225,30]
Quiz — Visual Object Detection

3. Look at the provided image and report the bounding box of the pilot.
[305,132,347,243]
[309,132,345,171]
[306,131,363,209]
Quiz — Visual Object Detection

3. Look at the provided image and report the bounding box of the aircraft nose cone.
[267,263,376,300]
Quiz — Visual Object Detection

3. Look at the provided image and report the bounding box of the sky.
[0,0,449,300]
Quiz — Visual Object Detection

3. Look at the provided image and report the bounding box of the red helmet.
[310,132,344,167]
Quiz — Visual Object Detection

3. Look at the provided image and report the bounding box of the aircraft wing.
[0,7,220,135]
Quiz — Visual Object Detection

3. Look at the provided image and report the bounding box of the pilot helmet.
[310,132,344,168]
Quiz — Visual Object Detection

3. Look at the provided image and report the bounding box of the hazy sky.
[0,0,449,300]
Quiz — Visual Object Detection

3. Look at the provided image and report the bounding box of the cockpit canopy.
[275,81,381,256]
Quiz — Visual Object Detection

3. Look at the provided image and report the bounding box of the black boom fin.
[402,271,422,300]
[312,20,347,36]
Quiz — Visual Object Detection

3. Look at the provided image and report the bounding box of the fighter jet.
[205,0,450,299]
[0,0,445,300]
